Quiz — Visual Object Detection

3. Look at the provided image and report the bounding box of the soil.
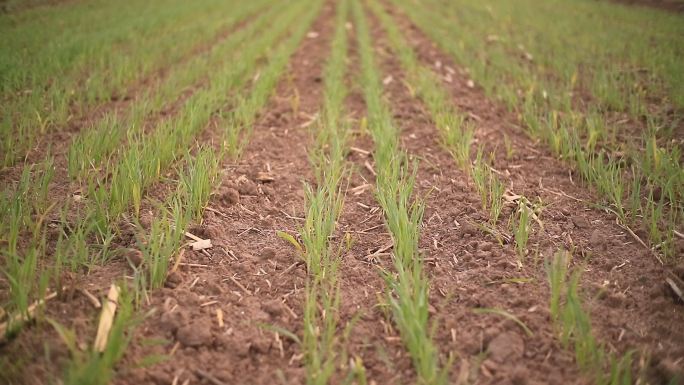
[606,0,684,12]
[1,1,683,384]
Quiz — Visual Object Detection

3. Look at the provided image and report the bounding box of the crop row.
[391,0,683,261]
[287,0,372,383]
[1,0,303,317]
[0,1,323,381]
[352,0,451,383]
[66,0,284,181]
[0,0,271,167]
[369,0,661,381]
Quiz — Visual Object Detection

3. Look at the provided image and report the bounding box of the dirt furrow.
[112,4,336,384]
[372,4,684,383]
[331,21,417,383]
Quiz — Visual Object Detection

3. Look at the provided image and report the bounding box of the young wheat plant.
[353,0,449,383]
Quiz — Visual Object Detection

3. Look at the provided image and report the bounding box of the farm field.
[0,0,683,384]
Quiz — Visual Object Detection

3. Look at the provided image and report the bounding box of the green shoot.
[514,199,531,260]
[353,0,449,383]
[546,251,635,385]
[471,149,505,224]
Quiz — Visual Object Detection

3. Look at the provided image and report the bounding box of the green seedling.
[514,199,531,260]
[503,134,515,160]
[298,1,353,381]
[178,148,219,223]
[1,0,274,167]
[546,251,635,384]
[471,149,505,224]
[354,0,449,383]
[136,197,188,290]
[369,0,474,173]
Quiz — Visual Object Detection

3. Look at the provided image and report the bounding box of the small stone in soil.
[488,331,525,362]
[461,222,477,235]
[206,282,224,295]
[262,299,283,317]
[147,368,172,385]
[484,326,501,343]
[511,364,529,385]
[226,336,250,358]
[219,187,239,206]
[262,185,275,197]
[571,216,590,229]
[175,289,200,306]
[159,309,188,334]
[604,291,627,308]
[124,248,143,267]
[176,319,213,347]
[590,229,608,251]
[165,271,183,288]
[251,337,272,354]
[476,251,492,259]
[237,180,258,195]
[214,370,233,382]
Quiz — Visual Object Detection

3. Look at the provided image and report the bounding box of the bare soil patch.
[607,0,684,12]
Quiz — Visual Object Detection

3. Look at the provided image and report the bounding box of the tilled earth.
[1,1,683,384]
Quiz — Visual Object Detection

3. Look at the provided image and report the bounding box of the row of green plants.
[2,2,328,383]
[393,0,684,116]
[133,0,325,292]
[369,2,642,383]
[391,0,683,261]
[65,0,286,181]
[300,0,350,380]
[352,0,450,383]
[0,0,271,167]
[1,2,322,382]
[368,0,517,255]
[55,1,325,382]
[0,0,306,319]
[289,0,369,383]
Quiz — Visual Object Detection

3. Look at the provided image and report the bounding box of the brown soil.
[607,0,684,12]
[1,1,683,385]
[0,0,75,14]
